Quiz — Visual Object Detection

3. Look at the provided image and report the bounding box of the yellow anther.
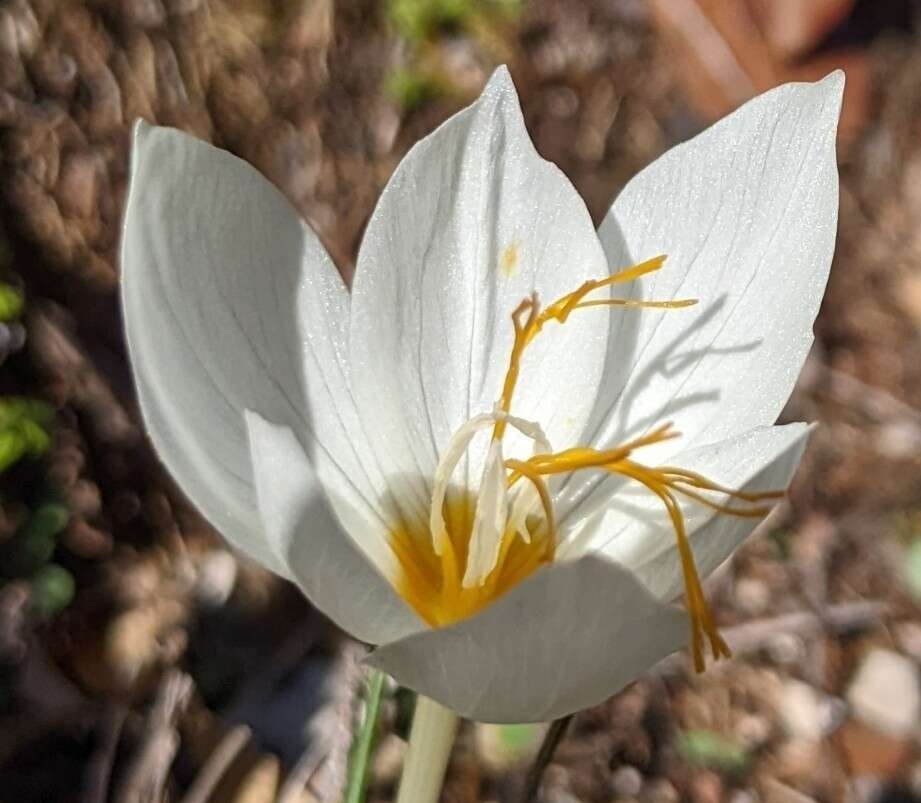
[491,255,695,442]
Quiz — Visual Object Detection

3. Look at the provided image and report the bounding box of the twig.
[276,745,328,803]
[648,0,754,103]
[518,715,573,803]
[113,670,194,803]
[178,724,251,803]
[804,357,921,426]
[298,641,368,803]
[81,704,128,803]
[653,600,885,676]
[826,367,921,424]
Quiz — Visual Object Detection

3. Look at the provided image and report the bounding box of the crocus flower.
[122,66,841,724]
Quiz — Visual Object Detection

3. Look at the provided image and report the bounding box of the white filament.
[428,408,551,576]
[463,438,509,588]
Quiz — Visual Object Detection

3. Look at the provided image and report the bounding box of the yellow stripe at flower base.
[391,492,556,627]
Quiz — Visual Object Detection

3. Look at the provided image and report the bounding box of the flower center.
[389,256,783,671]
[390,489,556,627]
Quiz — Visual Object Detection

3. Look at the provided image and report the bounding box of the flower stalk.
[395,695,459,803]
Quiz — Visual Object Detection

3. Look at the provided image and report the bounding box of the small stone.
[847,777,882,803]
[610,766,643,798]
[66,478,102,518]
[766,632,806,666]
[847,648,921,737]
[124,0,166,27]
[896,621,921,662]
[231,755,280,803]
[777,680,826,741]
[251,120,322,203]
[56,152,101,219]
[690,771,722,803]
[79,66,123,137]
[30,51,79,96]
[876,420,921,460]
[9,0,39,57]
[771,737,823,783]
[541,791,583,803]
[546,86,580,119]
[908,760,921,793]
[836,718,912,776]
[735,713,772,749]
[154,40,188,109]
[4,322,22,353]
[733,576,771,615]
[165,0,204,13]
[641,778,679,803]
[194,549,238,608]
[63,518,112,559]
[371,733,406,784]
[760,778,817,803]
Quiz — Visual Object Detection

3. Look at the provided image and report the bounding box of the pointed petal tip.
[823,68,846,94]
[817,69,846,119]
[484,63,514,91]
[131,117,151,140]
[480,63,523,114]
[129,118,161,166]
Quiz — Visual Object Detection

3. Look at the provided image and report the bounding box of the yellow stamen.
[492,255,696,440]
[388,255,781,674]
[505,458,557,542]
[514,434,769,669]
[572,298,698,311]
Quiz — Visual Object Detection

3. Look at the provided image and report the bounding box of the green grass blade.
[343,669,386,803]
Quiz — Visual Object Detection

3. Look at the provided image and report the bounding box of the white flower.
[121,67,841,724]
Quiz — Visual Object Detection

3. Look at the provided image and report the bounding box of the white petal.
[349,66,610,518]
[589,424,809,603]
[246,412,423,645]
[585,75,841,462]
[368,554,688,723]
[122,123,385,578]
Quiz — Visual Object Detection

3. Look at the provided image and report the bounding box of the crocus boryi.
[122,66,841,724]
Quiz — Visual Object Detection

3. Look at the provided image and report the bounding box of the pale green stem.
[395,695,460,803]
[343,669,386,803]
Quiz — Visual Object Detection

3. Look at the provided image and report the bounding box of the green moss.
[0,398,54,472]
[386,68,447,110]
[676,729,750,774]
[0,284,23,322]
[31,564,75,618]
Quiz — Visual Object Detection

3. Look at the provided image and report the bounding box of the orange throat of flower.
[391,492,556,628]
[387,255,784,673]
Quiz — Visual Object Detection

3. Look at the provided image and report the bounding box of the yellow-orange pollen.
[390,255,783,672]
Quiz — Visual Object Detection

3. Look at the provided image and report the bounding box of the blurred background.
[0,0,920,801]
